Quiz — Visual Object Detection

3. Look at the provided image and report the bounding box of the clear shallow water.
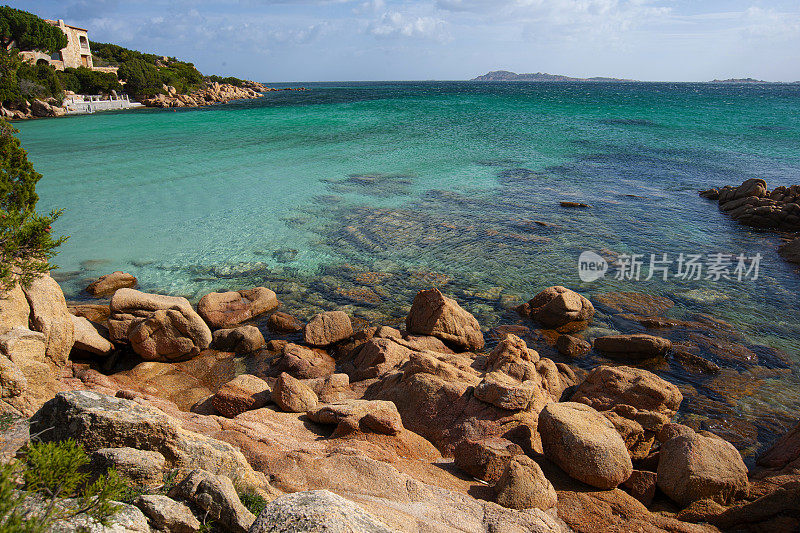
[15,81,800,455]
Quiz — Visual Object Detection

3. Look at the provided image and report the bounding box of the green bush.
[206,75,245,87]
[0,118,66,289]
[0,49,21,104]
[61,67,121,95]
[0,439,126,532]
[116,57,164,99]
[16,62,63,100]
[237,489,267,516]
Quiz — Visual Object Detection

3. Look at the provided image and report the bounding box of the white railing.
[62,94,143,114]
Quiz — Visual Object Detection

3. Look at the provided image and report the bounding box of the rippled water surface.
[15,81,800,456]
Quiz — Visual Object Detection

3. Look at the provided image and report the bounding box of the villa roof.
[45,19,89,32]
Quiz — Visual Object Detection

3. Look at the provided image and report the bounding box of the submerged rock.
[594,334,671,360]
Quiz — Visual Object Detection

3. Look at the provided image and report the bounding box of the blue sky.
[12,1,800,82]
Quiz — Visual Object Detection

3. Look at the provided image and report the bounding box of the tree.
[117,58,164,99]
[0,6,67,55]
[0,48,21,104]
[0,118,66,289]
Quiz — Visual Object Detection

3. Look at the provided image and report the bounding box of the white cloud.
[369,11,450,41]
[741,6,800,41]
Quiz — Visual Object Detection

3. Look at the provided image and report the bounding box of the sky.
[12,0,800,82]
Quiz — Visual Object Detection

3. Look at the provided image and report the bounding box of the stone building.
[19,19,94,70]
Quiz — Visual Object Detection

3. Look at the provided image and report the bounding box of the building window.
[79,36,89,49]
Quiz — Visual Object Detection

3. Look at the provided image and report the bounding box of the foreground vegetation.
[0,118,65,288]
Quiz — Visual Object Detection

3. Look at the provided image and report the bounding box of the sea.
[15,81,800,457]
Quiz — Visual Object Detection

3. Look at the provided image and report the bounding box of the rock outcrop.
[658,431,749,507]
[518,286,595,331]
[538,402,633,490]
[31,390,268,491]
[303,310,354,347]
[86,271,137,297]
[197,287,278,329]
[405,289,485,351]
[249,490,394,533]
[109,288,212,361]
[700,178,800,231]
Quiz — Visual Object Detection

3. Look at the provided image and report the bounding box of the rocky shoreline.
[1,269,798,532]
[0,80,306,120]
[700,178,800,266]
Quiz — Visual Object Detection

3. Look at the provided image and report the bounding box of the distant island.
[471,70,636,82]
[709,78,769,83]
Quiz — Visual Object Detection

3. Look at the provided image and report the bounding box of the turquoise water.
[15,82,800,453]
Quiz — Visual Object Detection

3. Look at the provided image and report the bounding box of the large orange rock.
[572,365,682,418]
[494,456,557,511]
[405,289,484,351]
[657,432,749,507]
[520,286,594,330]
[86,271,137,297]
[538,402,633,490]
[109,289,211,362]
[303,311,353,347]
[22,274,75,366]
[197,287,278,329]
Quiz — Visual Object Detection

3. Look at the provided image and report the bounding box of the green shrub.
[206,75,245,87]
[237,489,267,516]
[0,118,66,289]
[116,57,164,99]
[61,67,121,95]
[0,49,22,104]
[0,439,127,532]
[16,62,63,100]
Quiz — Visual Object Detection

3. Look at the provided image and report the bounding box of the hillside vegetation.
[0,6,249,105]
